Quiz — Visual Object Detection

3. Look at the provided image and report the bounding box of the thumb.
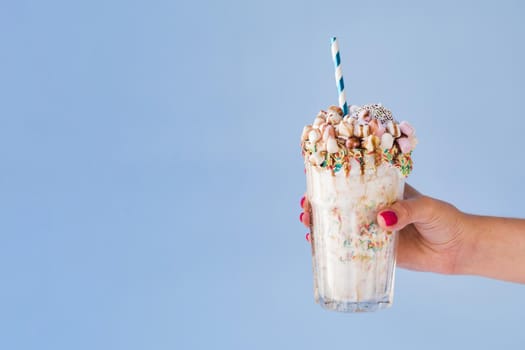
[377,196,434,231]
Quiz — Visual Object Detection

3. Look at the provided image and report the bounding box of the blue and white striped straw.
[330,37,348,116]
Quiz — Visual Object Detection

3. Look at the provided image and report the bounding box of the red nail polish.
[299,212,304,223]
[305,233,311,242]
[300,196,305,208]
[380,211,398,226]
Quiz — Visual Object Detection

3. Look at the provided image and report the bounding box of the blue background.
[1,0,524,349]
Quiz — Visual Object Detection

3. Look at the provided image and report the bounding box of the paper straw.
[330,37,348,116]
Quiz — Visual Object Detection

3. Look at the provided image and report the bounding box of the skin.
[300,184,525,284]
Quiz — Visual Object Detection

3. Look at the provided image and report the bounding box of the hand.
[299,184,468,275]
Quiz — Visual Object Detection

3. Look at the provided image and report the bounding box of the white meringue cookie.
[313,116,325,128]
[308,129,320,143]
[327,112,342,124]
[309,152,324,165]
[301,125,313,141]
[322,125,335,141]
[336,121,353,138]
[327,137,339,154]
[327,105,343,116]
[349,105,360,115]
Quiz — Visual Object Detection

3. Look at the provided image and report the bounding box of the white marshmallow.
[386,121,401,138]
[362,124,370,138]
[353,124,363,137]
[380,133,394,149]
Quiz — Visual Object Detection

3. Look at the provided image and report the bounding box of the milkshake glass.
[301,104,416,312]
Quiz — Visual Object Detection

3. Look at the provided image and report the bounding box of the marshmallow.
[362,124,370,138]
[353,124,363,137]
[399,121,415,137]
[358,109,371,122]
[380,133,394,149]
[308,129,321,143]
[368,119,378,134]
[368,119,385,137]
[396,137,412,154]
[327,137,339,154]
[375,122,386,137]
[409,135,419,149]
[363,135,377,152]
[386,121,401,138]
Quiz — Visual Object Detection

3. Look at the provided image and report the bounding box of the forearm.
[458,214,525,283]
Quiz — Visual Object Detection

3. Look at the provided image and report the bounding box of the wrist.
[452,212,479,275]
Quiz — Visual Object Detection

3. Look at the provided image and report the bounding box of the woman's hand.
[300,184,469,275]
[375,184,468,274]
[300,184,525,283]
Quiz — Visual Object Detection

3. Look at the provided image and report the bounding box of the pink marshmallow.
[399,121,414,137]
[396,137,413,154]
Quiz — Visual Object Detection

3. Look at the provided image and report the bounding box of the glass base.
[318,297,393,313]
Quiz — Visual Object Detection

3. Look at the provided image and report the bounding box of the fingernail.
[380,211,398,226]
[300,196,305,208]
[305,233,311,242]
[299,212,304,223]
[303,212,310,226]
